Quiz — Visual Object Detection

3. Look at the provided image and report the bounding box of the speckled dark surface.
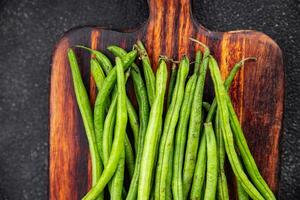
[0,0,299,199]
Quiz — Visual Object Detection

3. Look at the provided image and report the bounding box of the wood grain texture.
[49,0,284,199]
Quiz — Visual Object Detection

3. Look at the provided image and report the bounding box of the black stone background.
[0,0,299,199]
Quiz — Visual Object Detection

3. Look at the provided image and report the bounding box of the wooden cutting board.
[49,0,284,199]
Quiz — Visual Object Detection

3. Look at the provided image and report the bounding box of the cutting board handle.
[147,0,194,25]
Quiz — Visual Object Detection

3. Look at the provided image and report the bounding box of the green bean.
[136,40,156,106]
[106,45,127,56]
[215,111,229,200]
[237,177,249,200]
[152,118,162,192]
[126,97,139,152]
[203,122,218,200]
[202,102,211,112]
[190,129,206,200]
[102,100,133,193]
[90,58,106,89]
[107,45,155,200]
[103,95,117,167]
[138,60,168,200]
[90,58,110,113]
[200,54,273,199]
[202,57,256,200]
[190,108,205,200]
[236,155,249,200]
[102,97,134,195]
[111,148,125,200]
[227,93,276,200]
[107,46,150,200]
[194,50,202,74]
[208,56,264,200]
[172,74,197,200]
[83,57,128,200]
[167,63,177,107]
[125,132,135,178]
[155,56,189,199]
[107,45,140,152]
[76,45,113,75]
[166,147,174,200]
[67,49,104,200]
[126,68,150,200]
[199,52,271,200]
[205,57,256,122]
[183,51,209,198]
[97,66,134,185]
[101,69,134,179]
[94,50,137,161]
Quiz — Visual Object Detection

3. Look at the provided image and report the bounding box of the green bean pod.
[136,40,156,106]
[190,109,206,200]
[138,60,168,200]
[208,56,264,200]
[102,95,117,167]
[167,63,177,107]
[227,95,276,200]
[83,57,128,200]
[190,130,206,200]
[205,57,256,122]
[215,111,229,200]
[126,64,150,200]
[102,97,134,195]
[76,45,113,75]
[194,50,202,74]
[94,50,137,161]
[203,122,218,200]
[107,45,152,200]
[126,97,139,152]
[111,148,125,200]
[236,155,249,200]
[100,68,135,181]
[183,55,209,198]
[237,178,250,200]
[155,56,189,199]
[67,49,104,200]
[125,132,135,178]
[108,53,150,200]
[107,45,140,152]
[202,55,274,200]
[166,147,174,200]
[152,118,162,192]
[90,58,106,89]
[172,74,197,200]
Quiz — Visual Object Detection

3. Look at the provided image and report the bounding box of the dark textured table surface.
[0,0,299,199]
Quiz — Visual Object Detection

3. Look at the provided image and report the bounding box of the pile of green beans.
[67,39,276,200]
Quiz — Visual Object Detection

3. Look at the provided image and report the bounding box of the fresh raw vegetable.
[93,50,137,161]
[155,56,189,199]
[67,39,276,200]
[167,63,178,107]
[172,74,197,200]
[138,59,168,200]
[136,40,156,107]
[68,49,104,200]
[183,42,209,198]
[76,45,113,75]
[82,57,128,200]
[208,55,264,200]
